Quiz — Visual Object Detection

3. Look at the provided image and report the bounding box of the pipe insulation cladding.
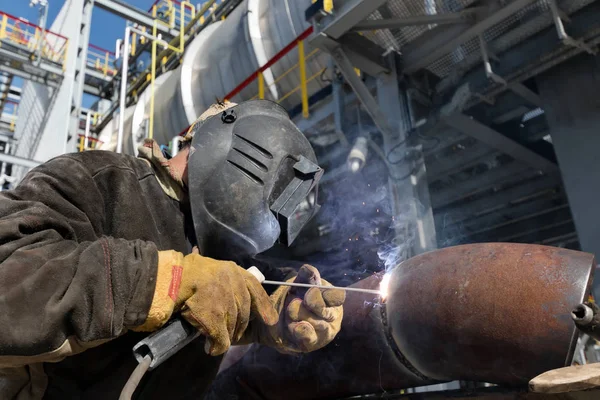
[100,0,330,154]
[208,243,595,400]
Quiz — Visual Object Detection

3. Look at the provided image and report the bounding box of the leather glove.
[243,265,345,354]
[135,250,279,356]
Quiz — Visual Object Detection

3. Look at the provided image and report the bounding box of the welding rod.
[245,267,380,295]
[260,279,382,295]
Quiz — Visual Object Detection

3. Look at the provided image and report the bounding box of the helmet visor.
[270,156,323,246]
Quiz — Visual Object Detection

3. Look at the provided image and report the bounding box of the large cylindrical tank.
[111,0,329,153]
[97,106,135,153]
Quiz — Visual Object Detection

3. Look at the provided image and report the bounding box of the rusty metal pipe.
[208,243,595,400]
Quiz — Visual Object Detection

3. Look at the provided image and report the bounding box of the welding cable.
[119,354,152,400]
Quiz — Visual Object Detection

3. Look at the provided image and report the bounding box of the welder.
[0,100,345,399]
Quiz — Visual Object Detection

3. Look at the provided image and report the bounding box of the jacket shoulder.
[56,151,154,180]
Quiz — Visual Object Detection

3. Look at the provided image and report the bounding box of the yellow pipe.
[131,32,137,55]
[258,71,265,99]
[0,14,7,40]
[140,27,146,44]
[79,136,84,152]
[168,1,175,28]
[278,67,325,103]
[324,0,334,13]
[104,51,109,76]
[152,5,157,18]
[298,40,309,118]
[62,39,69,71]
[180,1,185,51]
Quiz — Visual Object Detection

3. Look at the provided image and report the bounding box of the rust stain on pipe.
[387,243,595,385]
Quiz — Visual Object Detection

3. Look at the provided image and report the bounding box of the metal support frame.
[331,58,349,147]
[0,152,40,169]
[443,113,558,174]
[0,47,63,79]
[316,0,388,39]
[402,0,538,74]
[94,0,179,37]
[84,66,112,82]
[479,34,506,86]
[330,46,393,139]
[508,82,542,107]
[0,64,59,89]
[31,0,49,67]
[331,46,436,256]
[66,0,94,153]
[548,0,597,55]
[351,9,479,31]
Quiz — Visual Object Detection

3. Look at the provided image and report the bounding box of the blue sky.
[2,0,156,107]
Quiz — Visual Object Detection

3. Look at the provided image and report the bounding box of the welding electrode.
[246,266,382,295]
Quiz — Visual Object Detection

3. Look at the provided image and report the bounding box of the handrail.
[224,26,314,100]
[0,11,68,41]
[0,11,69,68]
[89,43,115,56]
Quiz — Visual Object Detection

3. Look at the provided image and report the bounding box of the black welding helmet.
[187,100,323,259]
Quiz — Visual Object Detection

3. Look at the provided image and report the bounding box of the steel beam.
[509,82,542,107]
[435,175,559,229]
[456,195,566,238]
[94,0,178,37]
[351,10,478,31]
[67,0,94,153]
[0,153,40,169]
[443,113,558,174]
[431,162,531,209]
[83,83,102,97]
[427,143,495,181]
[330,47,393,138]
[317,0,388,39]
[0,48,64,78]
[0,64,60,89]
[310,33,389,76]
[84,67,112,82]
[402,0,538,74]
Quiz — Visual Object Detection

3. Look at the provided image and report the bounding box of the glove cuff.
[133,250,184,332]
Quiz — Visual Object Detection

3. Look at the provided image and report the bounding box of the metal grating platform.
[362,0,595,78]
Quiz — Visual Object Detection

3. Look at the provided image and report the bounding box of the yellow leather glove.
[135,250,279,356]
[244,265,345,354]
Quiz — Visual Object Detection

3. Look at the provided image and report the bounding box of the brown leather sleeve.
[0,156,158,366]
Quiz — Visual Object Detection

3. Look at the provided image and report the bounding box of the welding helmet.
[187,100,323,259]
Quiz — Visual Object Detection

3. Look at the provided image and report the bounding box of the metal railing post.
[84,112,91,150]
[117,27,131,153]
[258,71,265,99]
[0,14,7,39]
[150,21,158,140]
[298,39,309,118]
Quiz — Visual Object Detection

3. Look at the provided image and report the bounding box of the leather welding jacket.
[0,150,233,399]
